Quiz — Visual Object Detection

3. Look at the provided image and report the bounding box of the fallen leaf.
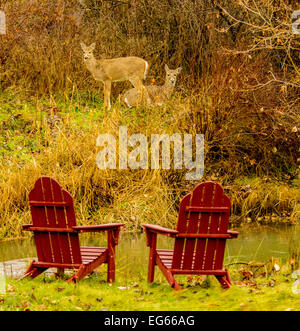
[7,285,15,292]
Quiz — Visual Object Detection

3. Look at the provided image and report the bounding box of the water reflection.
[0,225,298,276]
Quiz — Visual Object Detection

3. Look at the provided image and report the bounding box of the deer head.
[165,64,182,87]
[80,42,96,62]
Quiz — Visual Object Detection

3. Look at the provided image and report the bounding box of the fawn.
[124,64,182,108]
[80,42,150,110]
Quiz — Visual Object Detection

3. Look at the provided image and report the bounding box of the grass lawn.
[1,271,299,311]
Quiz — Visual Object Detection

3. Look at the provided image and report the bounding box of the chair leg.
[156,255,182,290]
[107,231,116,283]
[20,262,48,280]
[148,250,156,283]
[148,261,155,283]
[215,272,231,289]
[67,265,86,283]
[147,233,157,283]
[225,269,231,285]
[55,268,65,278]
[107,256,115,283]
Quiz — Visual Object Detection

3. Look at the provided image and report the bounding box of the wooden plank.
[32,261,81,269]
[177,233,231,239]
[170,269,227,275]
[50,180,74,265]
[42,177,65,265]
[156,255,181,290]
[107,231,116,282]
[214,195,231,270]
[80,248,106,253]
[29,178,53,263]
[203,183,224,270]
[183,182,213,270]
[185,206,229,213]
[172,193,191,269]
[74,224,124,233]
[62,188,82,264]
[193,182,215,270]
[143,224,178,235]
[25,227,77,233]
[147,233,157,283]
[29,201,70,207]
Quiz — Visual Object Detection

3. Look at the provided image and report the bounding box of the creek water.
[0,224,299,278]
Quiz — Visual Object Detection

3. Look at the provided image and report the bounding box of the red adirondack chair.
[22,177,124,283]
[143,182,238,290]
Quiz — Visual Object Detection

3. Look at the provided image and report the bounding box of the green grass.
[1,272,299,311]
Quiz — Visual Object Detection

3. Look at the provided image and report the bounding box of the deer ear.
[176,67,182,74]
[90,43,96,50]
[165,64,170,71]
[80,42,86,50]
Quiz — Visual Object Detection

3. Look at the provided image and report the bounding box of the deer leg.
[103,81,112,110]
[130,78,150,106]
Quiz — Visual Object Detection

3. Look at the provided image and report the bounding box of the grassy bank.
[0,91,299,240]
[1,268,299,311]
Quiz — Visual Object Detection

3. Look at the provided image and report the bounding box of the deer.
[124,64,182,108]
[80,42,150,110]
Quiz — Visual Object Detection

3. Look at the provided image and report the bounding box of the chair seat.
[80,246,107,265]
[157,249,198,270]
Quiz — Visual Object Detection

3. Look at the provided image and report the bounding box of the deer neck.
[163,82,175,97]
[85,55,99,73]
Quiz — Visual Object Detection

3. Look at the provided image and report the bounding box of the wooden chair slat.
[41,177,64,264]
[172,194,191,269]
[191,182,214,270]
[203,183,224,270]
[62,189,82,264]
[51,180,74,265]
[185,206,229,213]
[29,201,70,207]
[29,178,53,263]
[214,195,231,270]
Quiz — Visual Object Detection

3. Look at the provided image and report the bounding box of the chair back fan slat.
[172,193,191,269]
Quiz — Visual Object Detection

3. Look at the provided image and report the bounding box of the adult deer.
[124,64,182,107]
[80,42,149,110]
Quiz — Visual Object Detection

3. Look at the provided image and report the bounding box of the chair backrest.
[29,177,82,265]
[172,182,231,271]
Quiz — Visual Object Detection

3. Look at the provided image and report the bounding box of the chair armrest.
[143,224,178,237]
[72,223,124,233]
[22,224,33,231]
[228,230,239,239]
